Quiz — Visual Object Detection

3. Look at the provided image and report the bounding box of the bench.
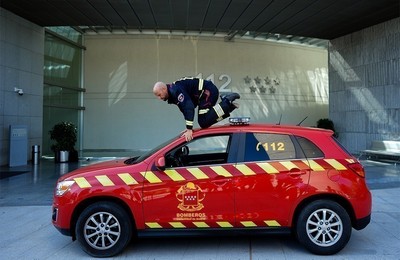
[359,140,400,165]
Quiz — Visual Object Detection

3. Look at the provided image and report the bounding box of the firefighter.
[153,77,240,141]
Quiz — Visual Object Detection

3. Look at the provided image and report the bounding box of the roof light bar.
[229,117,250,125]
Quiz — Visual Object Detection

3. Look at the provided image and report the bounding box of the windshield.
[124,134,181,165]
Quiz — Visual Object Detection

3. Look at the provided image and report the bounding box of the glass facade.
[43,27,85,156]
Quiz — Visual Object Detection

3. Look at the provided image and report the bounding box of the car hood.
[58,158,144,181]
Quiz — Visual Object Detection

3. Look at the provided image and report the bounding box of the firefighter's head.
[153,82,168,101]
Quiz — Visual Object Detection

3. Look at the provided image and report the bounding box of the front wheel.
[296,200,352,255]
[75,201,133,257]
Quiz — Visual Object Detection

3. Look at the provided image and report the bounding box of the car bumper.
[353,214,371,230]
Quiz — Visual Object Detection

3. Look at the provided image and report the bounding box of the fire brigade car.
[52,118,371,257]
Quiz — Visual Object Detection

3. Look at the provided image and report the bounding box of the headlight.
[55,180,75,196]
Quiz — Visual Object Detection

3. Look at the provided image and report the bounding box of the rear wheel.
[296,200,351,255]
[75,201,133,257]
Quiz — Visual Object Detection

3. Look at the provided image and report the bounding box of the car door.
[142,134,237,230]
[233,132,311,228]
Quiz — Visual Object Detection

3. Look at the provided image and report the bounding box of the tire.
[75,201,133,257]
[295,200,351,255]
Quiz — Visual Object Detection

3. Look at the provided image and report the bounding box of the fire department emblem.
[176,182,205,212]
[177,93,184,102]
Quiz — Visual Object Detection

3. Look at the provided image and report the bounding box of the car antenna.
[277,114,282,125]
[297,116,308,126]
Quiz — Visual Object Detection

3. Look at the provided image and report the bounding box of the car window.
[165,135,231,167]
[186,135,229,155]
[243,133,296,162]
[125,134,181,164]
[296,136,324,158]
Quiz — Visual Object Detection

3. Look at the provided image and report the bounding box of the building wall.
[0,8,44,165]
[84,35,328,152]
[329,18,400,154]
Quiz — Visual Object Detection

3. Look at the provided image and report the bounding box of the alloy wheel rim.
[84,211,121,250]
[306,208,343,247]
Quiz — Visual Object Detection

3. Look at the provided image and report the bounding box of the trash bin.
[32,145,40,165]
[59,151,69,163]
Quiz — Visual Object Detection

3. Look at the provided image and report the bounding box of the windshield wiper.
[124,156,139,165]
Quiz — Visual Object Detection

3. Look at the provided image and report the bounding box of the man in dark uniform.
[153,77,240,141]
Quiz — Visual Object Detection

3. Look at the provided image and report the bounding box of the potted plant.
[49,122,78,162]
[317,118,338,138]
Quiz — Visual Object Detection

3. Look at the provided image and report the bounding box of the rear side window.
[243,133,296,162]
[296,136,324,158]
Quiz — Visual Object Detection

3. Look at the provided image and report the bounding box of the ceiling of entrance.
[1,0,399,44]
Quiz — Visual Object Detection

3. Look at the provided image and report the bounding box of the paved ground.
[0,158,399,259]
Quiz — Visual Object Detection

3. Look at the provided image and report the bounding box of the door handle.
[213,177,232,186]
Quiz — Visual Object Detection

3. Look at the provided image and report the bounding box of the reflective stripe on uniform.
[213,104,225,117]
[198,78,204,91]
[186,120,193,126]
[199,109,209,115]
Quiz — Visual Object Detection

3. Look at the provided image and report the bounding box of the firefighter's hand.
[182,129,193,142]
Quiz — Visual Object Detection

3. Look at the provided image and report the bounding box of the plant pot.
[59,151,69,163]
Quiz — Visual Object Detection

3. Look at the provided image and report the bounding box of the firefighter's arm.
[180,104,194,142]
[176,91,195,130]
[175,89,195,142]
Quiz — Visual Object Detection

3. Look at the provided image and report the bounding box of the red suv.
[52,118,371,257]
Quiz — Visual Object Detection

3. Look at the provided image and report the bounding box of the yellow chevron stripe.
[74,177,91,188]
[141,171,162,183]
[346,159,355,163]
[241,221,257,227]
[217,221,233,228]
[95,175,115,186]
[302,160,325,171]
[144,220,281,229]
[118,173,138,185]
[164,169,185,181]
[193,222,209,228]
[325,159,347,170]
[235,164,256,175]
[146,222,162,228]
[187,168,209,179]
[169,222,186,228]
[257,162,279,174]
[280,161,298,170]
[210,166,232,177]
[264,220,281,227]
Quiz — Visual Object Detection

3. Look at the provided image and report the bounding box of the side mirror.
[155,156,166,170]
